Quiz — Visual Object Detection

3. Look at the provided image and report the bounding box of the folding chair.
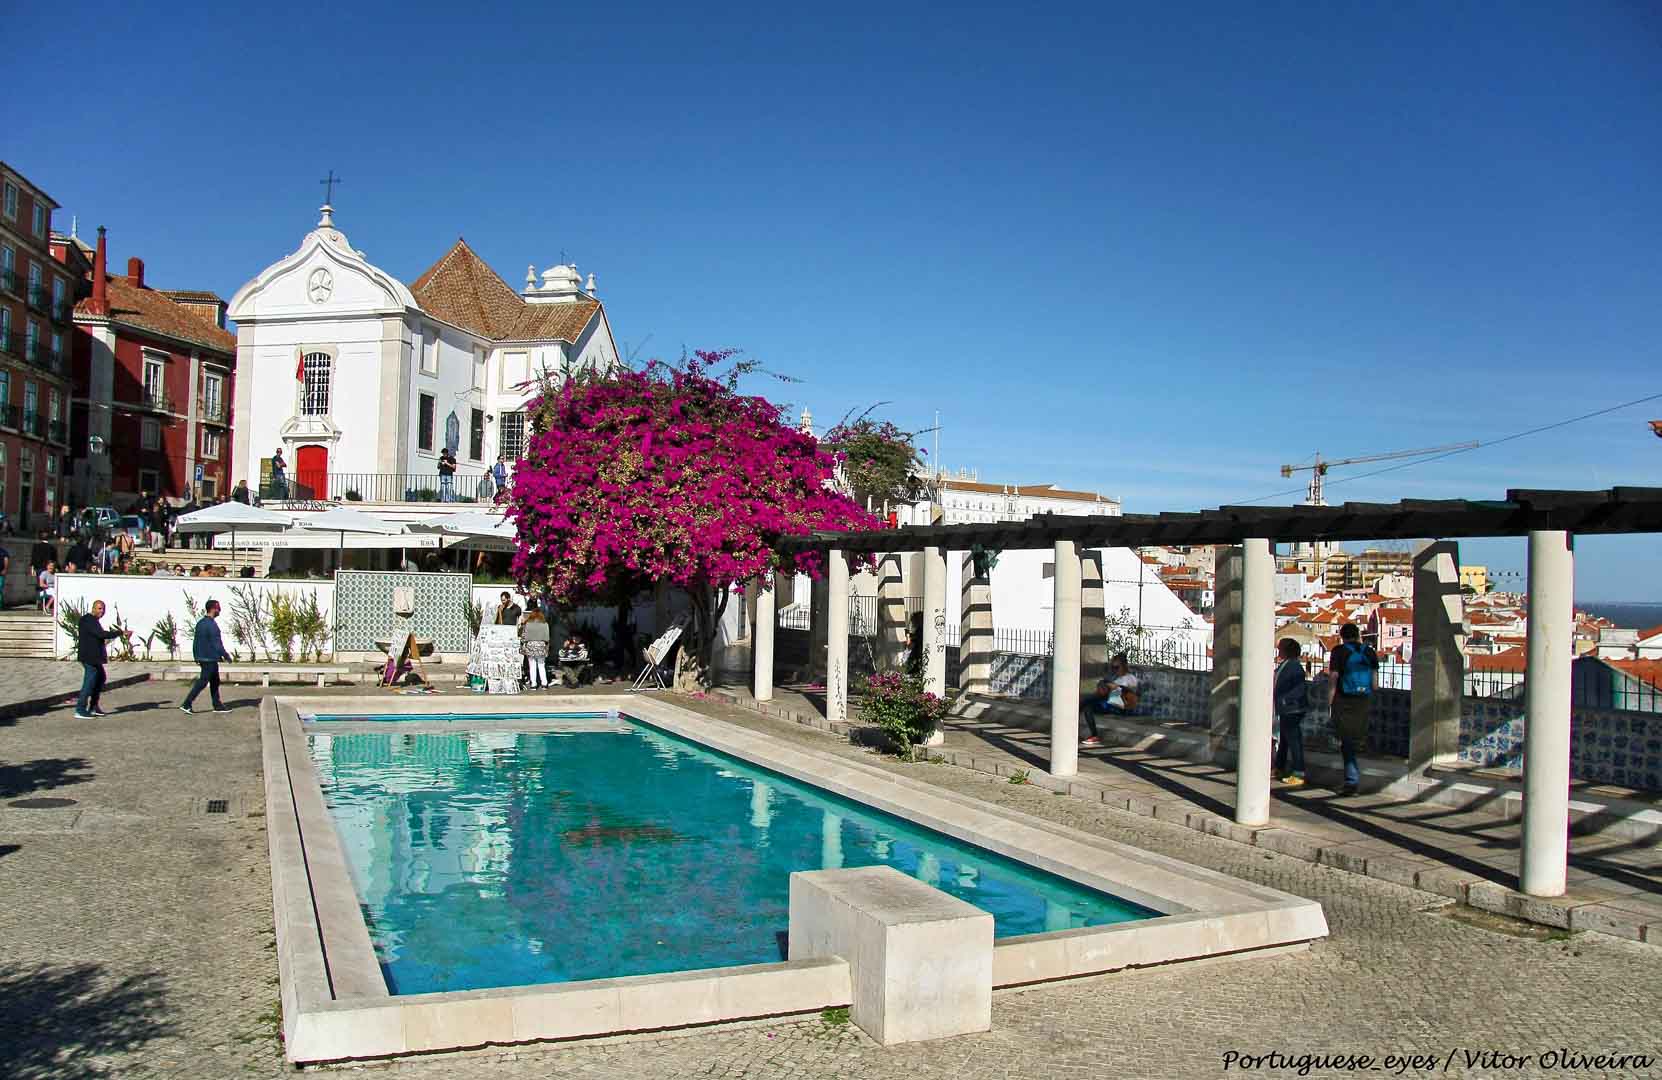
[631,621,686,691]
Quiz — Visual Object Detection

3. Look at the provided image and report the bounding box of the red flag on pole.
[295,348,305,383]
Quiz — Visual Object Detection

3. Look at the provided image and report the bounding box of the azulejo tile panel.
[333,571,472,653]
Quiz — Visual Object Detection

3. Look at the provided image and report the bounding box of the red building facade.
[0,161,77,531]
[62,230,236,507]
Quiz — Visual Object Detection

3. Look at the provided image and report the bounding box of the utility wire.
[1230,390,1662,506]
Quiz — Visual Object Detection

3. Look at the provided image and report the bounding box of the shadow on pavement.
[0,963,174,1080]
[0,757,93,799]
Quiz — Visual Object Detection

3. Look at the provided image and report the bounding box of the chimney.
[90,226,109,315]
[127,257,145,289]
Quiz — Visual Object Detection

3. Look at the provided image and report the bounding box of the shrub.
[344,489,363,502]
[151,612,180,660]
[857,671,948,761]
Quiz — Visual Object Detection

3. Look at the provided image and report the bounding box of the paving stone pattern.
[0,663,1657,1079]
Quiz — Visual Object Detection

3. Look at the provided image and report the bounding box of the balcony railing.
[140,387,172,412]
[0,330,13,358]
[21,411,42,438]
[198,397,227,423]
[0,403,17,429]
[27,285,49,313]
[52,296,75,323]
[48,419,67,445]
[0,269,15,296]
[263,469,501,504]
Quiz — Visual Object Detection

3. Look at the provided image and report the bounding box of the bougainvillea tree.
[507,350,885,687]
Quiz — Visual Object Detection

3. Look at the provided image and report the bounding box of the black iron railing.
[0,270,15,296]
[199,397,227,423]
[48,419,67,444]
[52,296,74,323]
[0,403,17,429]
[264,470,501,504]
[27,285,49,313]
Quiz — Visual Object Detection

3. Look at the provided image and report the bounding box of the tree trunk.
[673,585,731,691]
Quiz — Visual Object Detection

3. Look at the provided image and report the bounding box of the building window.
[421,326,439,375]
[139,468,159,493]
[201,371,224,421]
[23,382,37,429]
[25,321,38,359]
[201,427,220,460]
[141,418,160,450]
[472,349,486,390]
[50,332,61,367]
[1,306,10,348]
[301,352,331,415]
[32,203,46,238]
[498,411,526,461]
[52,277,64,311]
[28,262,41,295]
[46,453,55,476]
[0,370,9,411]
[48,389,59,423]
[142,351,166,406]
[417,392,436,452]
[1,245,13,284]
[200,476,217,499]
[0,444,6,512]
[2,181,15,219]
[469,408,484,461]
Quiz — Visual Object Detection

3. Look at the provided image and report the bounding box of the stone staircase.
[0,610,59,658]
[135,546,273,575]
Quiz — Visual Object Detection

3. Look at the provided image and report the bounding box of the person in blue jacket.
[179,599,233,714]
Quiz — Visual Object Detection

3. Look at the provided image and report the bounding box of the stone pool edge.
[265,694,1329,1064]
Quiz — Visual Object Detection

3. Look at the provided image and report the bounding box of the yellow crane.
[1280,442,1479,506]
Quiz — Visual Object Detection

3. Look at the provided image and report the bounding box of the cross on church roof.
[320,170,342,204]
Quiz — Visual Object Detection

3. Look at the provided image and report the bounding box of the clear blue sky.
[12,2,1659,599]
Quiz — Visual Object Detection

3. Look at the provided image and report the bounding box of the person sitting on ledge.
[1079,652,1139,747]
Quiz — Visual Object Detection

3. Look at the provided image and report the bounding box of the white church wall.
[403,320,488,477]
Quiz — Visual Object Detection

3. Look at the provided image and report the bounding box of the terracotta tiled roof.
[75,274,235,354]
[409,239,599,344]
[938,479,1118,504]
[1636,624,1662,642]
[1609,658,1662,690]
[158,288,225,303]
[1469,649,1527,672]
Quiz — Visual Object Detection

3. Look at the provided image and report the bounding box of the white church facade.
[227,205,618,502]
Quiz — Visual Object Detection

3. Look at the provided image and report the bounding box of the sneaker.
[74,712,95,720]
[213,706,233,714]
[1081,736,1103,747]
[1281,775,1305,788]
[178,705,194,714]
[92,708,110,716]
[1339,784,1359,796]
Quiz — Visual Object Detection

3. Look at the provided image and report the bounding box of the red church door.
[295,445,328,500]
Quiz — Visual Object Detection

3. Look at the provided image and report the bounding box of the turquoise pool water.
[306,714,1154,995]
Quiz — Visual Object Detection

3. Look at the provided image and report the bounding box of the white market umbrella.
[173,501,297,570]
[410,510,518,559]
[295,506,408,569]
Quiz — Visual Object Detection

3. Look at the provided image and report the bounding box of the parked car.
[116,515,149,543]
[79,507,121,534]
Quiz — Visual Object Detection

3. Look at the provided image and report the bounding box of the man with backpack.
[1327,622,1379,796]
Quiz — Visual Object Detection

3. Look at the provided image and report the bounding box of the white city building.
[227,205,619,504]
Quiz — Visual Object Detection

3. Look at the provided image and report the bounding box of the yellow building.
[1459,565,1490,595]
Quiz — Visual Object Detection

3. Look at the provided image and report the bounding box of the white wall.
[53,574,336,661]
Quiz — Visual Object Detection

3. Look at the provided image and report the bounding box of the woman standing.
[520,611,551,689]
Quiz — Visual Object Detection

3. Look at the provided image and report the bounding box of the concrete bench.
[165,665,351,688]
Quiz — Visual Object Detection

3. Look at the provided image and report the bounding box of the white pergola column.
[1522,530,1574,897]
[753,571,776,702]
[1049,540,1082,779]
[921,546,947,695]
[827,549,850,726]
[1235,537,1275,825]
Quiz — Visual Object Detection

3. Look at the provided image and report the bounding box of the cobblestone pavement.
[0,666,1657,1079]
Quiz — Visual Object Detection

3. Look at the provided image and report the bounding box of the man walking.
[180,599,233,714]
[75,599,131,719]
[1327,623,1379,796]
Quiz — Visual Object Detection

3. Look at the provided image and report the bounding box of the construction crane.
[1279,442,1480,506]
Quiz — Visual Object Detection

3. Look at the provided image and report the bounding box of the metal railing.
[20,411,42,437]
[140,387,171,412]
[0,269,15,296]
[0,330,13,357]
[27,285,49,313]
[198,397,227,423]
[265,470,499,504]
[52,296,74,323]
[0,403,17,429]
[48,419,67,444]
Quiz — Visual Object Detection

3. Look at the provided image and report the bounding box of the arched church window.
[301,352,331,415]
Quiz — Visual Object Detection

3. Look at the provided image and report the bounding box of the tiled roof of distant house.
[75,274,236,354]
[1609,658,1662,690]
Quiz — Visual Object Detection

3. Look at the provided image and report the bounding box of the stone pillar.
[1235,538,1275,826]
[827,549,850,726]
[921,546,947,695]
[809,572,830,682]
[1049,540,1082,779]
[1080,549,1107,687]
[876,553,908,673]
[959,553,993,693]
[1410,541,1464,770]
[753,571,776,702]
[1521,530,1574,898]
[1209,545,1244,761]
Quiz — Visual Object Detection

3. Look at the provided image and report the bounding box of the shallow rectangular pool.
[307,712,1154,995]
